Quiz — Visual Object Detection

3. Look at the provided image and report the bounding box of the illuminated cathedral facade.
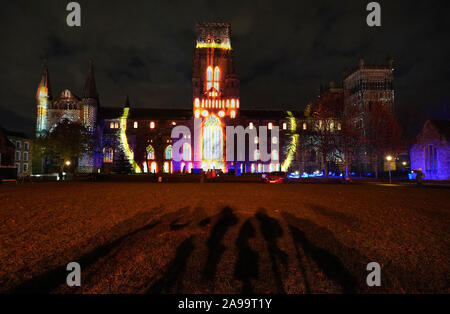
[35,22,396,176]
[36,23,299,175]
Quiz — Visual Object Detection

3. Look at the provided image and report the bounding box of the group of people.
[200,169,223,183]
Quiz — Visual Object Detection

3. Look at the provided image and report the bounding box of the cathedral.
[36,23,300,175]
[35,22,395,176]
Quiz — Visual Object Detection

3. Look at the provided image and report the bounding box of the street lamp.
[386,155,392,184]
[65,160,71,167]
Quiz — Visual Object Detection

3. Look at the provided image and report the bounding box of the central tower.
[192,22,240,117]
[192,22,240,171]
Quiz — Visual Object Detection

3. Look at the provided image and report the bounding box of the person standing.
[413,168,424,186]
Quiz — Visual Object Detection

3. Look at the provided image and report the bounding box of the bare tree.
[365,102,402,178]
[333,105,364,180]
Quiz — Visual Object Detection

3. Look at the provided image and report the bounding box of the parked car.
[264,171,286,184]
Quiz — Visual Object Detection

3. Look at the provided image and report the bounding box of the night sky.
[1,0,449,138]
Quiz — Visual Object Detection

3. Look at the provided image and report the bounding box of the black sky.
[1,0,449,137]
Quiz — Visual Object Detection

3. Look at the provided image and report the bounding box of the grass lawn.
[0,182,448,293]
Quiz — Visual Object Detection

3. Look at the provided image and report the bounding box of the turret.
[358,57,365,69]
[124,94,131,109]
[82,59,98,130]
[36,60,52,136]
[386,57,394,70]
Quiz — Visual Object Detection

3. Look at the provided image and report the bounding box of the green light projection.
[120,107,142,173]
[281,111,298,172]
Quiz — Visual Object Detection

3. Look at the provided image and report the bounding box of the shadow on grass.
[198,217,211,227]
[282,212,360,293]
[256,210,288,293]
[307,203,362,232]
[146,236,195,293]
[202,207,238,281]
[234,219,259,293]
[6,210,161,294]
[170,218,191,231]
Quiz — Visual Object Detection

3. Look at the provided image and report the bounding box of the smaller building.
[410,120,450,180]
[5,130,33,176]
[0,127,15,167]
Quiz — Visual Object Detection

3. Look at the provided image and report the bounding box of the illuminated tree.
[33,119,96,175]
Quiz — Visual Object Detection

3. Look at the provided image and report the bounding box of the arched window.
[150,162,157,173]
[114,122,119,129]
[133,121,138,128]
[202,115,223,161]
[425,145,437,172]
[257,164,263,173]
[165,145,172,160]
[272,136,278,144]
[206,66,213,90]
[254,149,260,161]
[146,145,155,160]
[214,66,220,91]
[163,162,169,173]
[103,147,114,163]
[182,143,191,161]
[150,121,155,129]
[143,161,148,173]
[110,122,114,129]
[272,149,279,161]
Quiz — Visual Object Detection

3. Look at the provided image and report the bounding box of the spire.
[37,59,52,100]
[83,58,99,100]
[124,94,131,108]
